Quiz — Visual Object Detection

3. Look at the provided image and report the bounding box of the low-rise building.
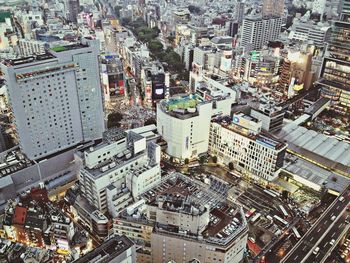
[73,235,136,263]
[209,114,287,182]
[113,173,248,263]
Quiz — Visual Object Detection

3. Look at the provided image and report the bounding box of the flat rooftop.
[0,148,33,178]
[50,43,88,52]
[277,123,350,174]
[158,94,204,119]
[2,53,55,66]
[212,116,286,150]
[73,235,134,263]
[283,154,350,193]
[142,173,247,245]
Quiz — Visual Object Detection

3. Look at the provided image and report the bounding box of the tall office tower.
[340,0,350,17]
[234,0,245,24]
[262,0,284,18]
[241,15,282,50]
[1,40,104,160]
[67,0,80,23]
[312,0,327,14]
[316,13,350,113]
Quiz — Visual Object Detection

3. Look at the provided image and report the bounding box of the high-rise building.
[262,0,284,18]
[77,128,161,214]
[316,14,350,113]
[241,15,282,51]
[1,40,104,160]
[234,0,245,24]
[67,0,80,24]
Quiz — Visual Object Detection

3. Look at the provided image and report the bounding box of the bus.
[245,208,256,219]
[188,161,200,168]
[264,189,278,198]
[229,171,241,179]
[279,205,289,217]
[251,213,261,224]
[273,215,288,226]
[292,227,301,239]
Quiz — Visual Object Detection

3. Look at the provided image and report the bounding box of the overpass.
[281,186,350,263]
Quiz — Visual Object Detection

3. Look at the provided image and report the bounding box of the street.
[282,187,350,263]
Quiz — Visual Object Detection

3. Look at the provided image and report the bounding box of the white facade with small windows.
[1,41,104,160]
[209,115,287,182]
[77,131,161,214]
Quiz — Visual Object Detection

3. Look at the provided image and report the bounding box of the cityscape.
[0,0,349,262]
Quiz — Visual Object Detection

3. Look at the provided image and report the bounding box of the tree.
[107,112,123,128]
[282,190,289,200]
[199,156,206,164]
[188,5,202,14]
[228,162,234,170]
[212,156,218,164]
[121,17,131,26]
[167,36,175,43]
[144,118,156,126]
[184,158,189,165]
[148,40,163,54]
[169,157,174,163]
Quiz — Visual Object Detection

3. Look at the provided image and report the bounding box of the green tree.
[167,36,175,43]
[199,156,206,164]
[107,112,123,128]
[212,156,218,164]
[228,162,234,170]
[169,157,174,163]
[144,118,156,126]
[184,158,189,165]
[148,40,163,54]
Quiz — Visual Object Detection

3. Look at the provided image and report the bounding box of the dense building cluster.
[0,0,349,262]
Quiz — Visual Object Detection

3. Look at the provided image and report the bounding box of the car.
[313,247,320,254]
[331,215,336,221]
[339,196,345,202]
[330,239,336,245]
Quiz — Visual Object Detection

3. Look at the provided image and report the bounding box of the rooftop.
[139,173,247,245]
[0,148,33,178]
[212,116,286,150]
[50,43,88,53]
[158,94,205,119]
[283,154,349,193]
[2,53,55,66]
[73,235,134,263]
[277,123,350,173]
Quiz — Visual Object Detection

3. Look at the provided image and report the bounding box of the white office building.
[157,87,236,160]
[1,39,104,160]
[209,113,287,182]
[157,94,212,160]
[240,15,282,51]
[76,128,161,215]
